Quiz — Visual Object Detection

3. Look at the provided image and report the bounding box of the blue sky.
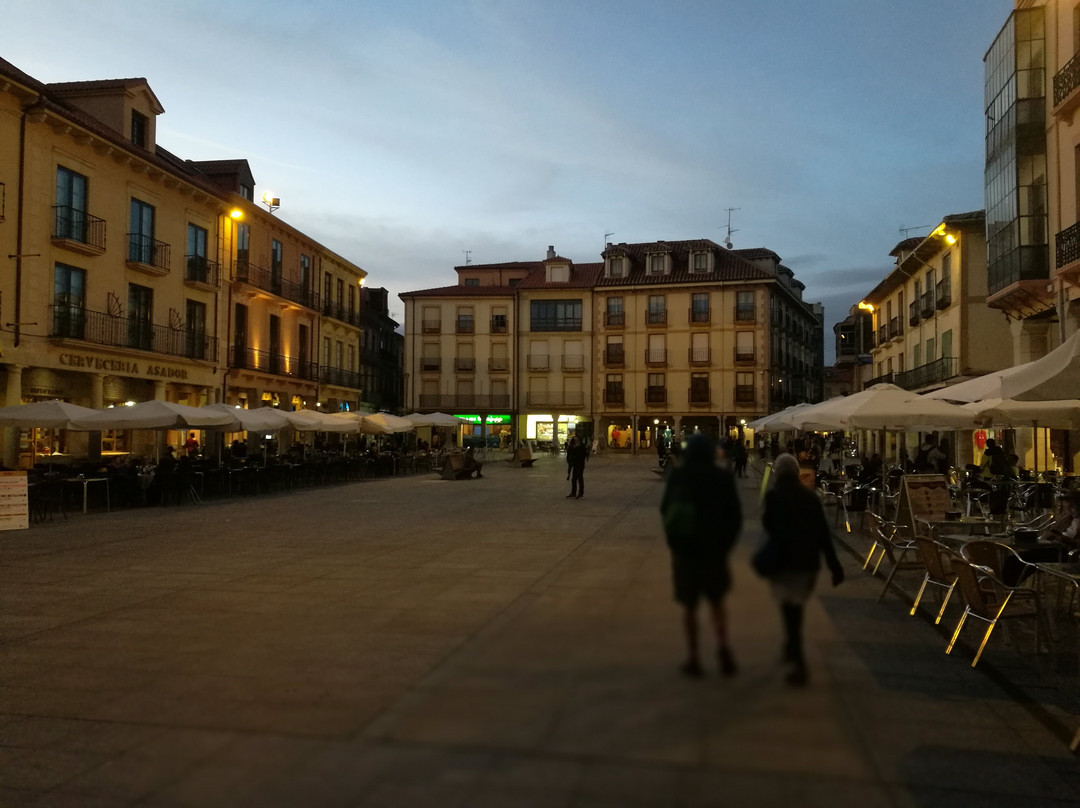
[3,1,1013,361]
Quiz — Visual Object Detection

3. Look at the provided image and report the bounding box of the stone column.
[2,365,24,468]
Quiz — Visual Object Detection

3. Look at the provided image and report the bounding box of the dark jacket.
[566,442,588,470]
[761,476,841,574]
[660,436,742,561]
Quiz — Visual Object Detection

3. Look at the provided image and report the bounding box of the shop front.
[454,413,513,449]
[523,413,588,453]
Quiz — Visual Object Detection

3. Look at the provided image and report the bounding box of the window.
[692,252,709,273]
[52,263,85,338]
[347,344,356,372]
[735,331,755,362]
[646,373,666,403]
[530,299,581,331]
[491,309,508,333]
[605,296,624,327]
[323,273,333,306]
[605,374,624,404]
[648,254,666,276]
[323,336,331,367]
[236,223,250,268]
[336,340,344,370]
[690,332,709,364]
[605,335,624,365]
[185,299,207,359]
[300,255,311,299]
[735,372,754,403]
[691,293,709,323]
[941,330,953,362]
[336,278,344,306]
[735,290,755,321]
[456,306,474,333]
[647,295,666,325]
[647,334,666,365]
[55,166,88,242]
[127,283,153,351]
[348,285,356,318]
[239,183,252,201]
[128,198,155,264]
[608,256,625,278]
[233,304,248,360]
[131,111,147,147]
[269,240,283,292]
[464,278,479,286]
[187,224,208,282]
[298,324,309,373]
[422,306,441,333]
[690,373,709,403]
[925,337,936,363]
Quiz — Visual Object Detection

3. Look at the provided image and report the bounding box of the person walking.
[566,436,588,499]
[660,433,742,678]
[754,453,844,686]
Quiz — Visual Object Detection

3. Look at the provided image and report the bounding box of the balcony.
[50,305,218,361]
[562,354,584,372]
[418,394,511,410]
[526,391,585,408]
[185,255,220,289]
[127,233,170,275]
[235,259,319,310]
[689,386,710,406]
[52,206,106,255]
[735,304,755,323]
[877,324,888,346]
[604,387,624,405]
[604,349,625,367]
[920,291,935,318]
[319,365,361,389]
[644,386,666,405]
[605,311,625,328]
[935,279,952,309]
[888,317,901,340]
[490,317,508,334]
[646,311,667,327]
[1053,50,1080,116]
[420,357,441,372]
[909,301,920,327]
[527,354,550,371]
[865,371,894,387]
[322,300,361,326]
[734,349,755,365]
[894,356,958,391]
[689,347,711,366]
[1056,221,1080,277]
[734,385,755,404]
[454,357,476,373]
[421,319,441,334]
[456,318,474,334]
[232,346,317,380]
[645,348,667,367]
[488,357,509,372]
[689,307,710,325]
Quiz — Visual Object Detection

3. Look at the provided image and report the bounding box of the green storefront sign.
[454,414,512,424]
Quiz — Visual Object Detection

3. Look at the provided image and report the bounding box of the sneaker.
[719,647,737,677]
[679,659,704,679]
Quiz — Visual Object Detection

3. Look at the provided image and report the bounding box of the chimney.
[547,245,556,260]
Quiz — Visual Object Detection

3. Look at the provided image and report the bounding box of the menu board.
[896,473,950,535]
[0,471,29,531]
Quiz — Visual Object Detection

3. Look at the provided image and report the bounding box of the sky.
[3,1,1014,362]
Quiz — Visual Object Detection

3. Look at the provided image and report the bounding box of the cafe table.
[64,476,110,513]
[915,514,1006,539]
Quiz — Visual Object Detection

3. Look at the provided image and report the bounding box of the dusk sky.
[4,1,1013,361]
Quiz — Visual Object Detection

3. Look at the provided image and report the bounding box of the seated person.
[463,446,483,478]
[1050,492,1080,548]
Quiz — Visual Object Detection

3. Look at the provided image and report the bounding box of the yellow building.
[0,58,368,468]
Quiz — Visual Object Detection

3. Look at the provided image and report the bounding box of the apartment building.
[863,212,1012,393]
[359,287,403,414]
[401,241,825,451]
[0,58,371,467]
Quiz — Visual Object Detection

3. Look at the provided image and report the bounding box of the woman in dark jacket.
[759,453,844,686]
[661,433,742,678]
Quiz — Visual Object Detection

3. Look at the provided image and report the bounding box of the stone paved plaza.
[1,453,1079,806]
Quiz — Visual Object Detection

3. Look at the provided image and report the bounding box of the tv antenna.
[604,231,614,248]
[722,207,740,249]
[899,224,933,238]
[462,250,472,265]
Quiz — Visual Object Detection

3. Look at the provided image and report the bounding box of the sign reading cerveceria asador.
[59,353,191,380]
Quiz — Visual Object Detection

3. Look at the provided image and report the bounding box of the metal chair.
[910,536,958,624]
[865,511,921,604]
[946,557,1046,667]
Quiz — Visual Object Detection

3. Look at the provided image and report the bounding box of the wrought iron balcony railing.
[562,354,584,371]
[490,318,508,333]
[689,386,710,405]
[734,385,755,404]
[645,386,666,404]
[889,317,901,339]
[909,301,920,326]
[604,311,625,327]
[1054,50,1080,107]
[488,358,509,372]
[127,233,170,272]
[456,319,474,334]
[235,259,319,309]
[185,255,220,288]
[527,355,550,371]
[454,357,476,372]
[604,387,624,405]
[418,394,511,409]
[526,392,585,408]
[689,347,711,365]
[50,305,217,361]
[735,304,755,322]
[231,345,318,380]
[604,349,625,367]
[52,206,106,252]
[920,291,935,317]
[645,349,667,366]
[689,307,710,324]
[420,357,441,372]
[865,371,894,387]
[1056,220,1080,269]
[935,279,951,309]
[421,319,441,334]
[877,324,888,345]
[734,349,755,364]
[894,356,957,391]
[646,311,667,326]
[319,365,361,389]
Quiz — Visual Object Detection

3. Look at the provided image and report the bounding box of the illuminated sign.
[453,414,512,424]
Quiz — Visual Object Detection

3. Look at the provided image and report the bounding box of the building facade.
[401,241,825,452]
[0,58,375,468]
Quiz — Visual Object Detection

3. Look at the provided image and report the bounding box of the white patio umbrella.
[925,330,1080,402]
[361,412,415,434]
[0,400,101,429]
[789,385,976,432]
[202,403,291,432]
[403,412,470,428]
[747,403,813,432]
[964,398,1080,431]
[284,409,360,433]
[70,400,240,431]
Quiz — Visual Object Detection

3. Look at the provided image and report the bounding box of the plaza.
[1,454,1079,806]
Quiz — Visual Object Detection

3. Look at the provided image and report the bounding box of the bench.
[505,447,536,468]
[441,453,481,480]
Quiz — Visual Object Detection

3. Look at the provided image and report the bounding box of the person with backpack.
[660,433,742,678]
[754,453,844,686]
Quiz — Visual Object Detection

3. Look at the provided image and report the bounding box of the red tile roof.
[516,263,603,289]
[597,239,772,286]
[399,285,518,298]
